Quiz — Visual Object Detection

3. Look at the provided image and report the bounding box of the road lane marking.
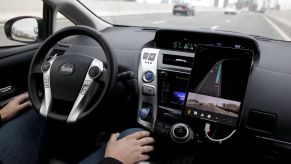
[263,15,291,41]
[267,15,291,28]
[210,25,218,30]
[226,19,231,23]
[152,20,165,24]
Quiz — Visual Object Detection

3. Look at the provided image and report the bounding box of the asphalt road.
[104,11,289,40]
[1,11,290,46]
[195,60,222,97]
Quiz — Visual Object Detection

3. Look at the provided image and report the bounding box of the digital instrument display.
[171,91,186,106]
[184,45,253,127]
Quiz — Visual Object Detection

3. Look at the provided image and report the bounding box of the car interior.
[1,0,291,163]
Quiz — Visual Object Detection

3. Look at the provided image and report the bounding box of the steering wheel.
[28,25,117,123]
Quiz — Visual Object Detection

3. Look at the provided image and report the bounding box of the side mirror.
[4,16,43,43]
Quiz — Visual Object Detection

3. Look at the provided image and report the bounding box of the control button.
[143,52,149,59]
[43,74,49,88]
[162,82,170,87]
[200,113,204,117]
[41,62,51,72]
[139,104,152,122]
[170,123,193,143]
[160,71,168,79]
[193,111,198,116]
[84,80,91,86]
[89,66,100,78]
[148,53,156,61]
[207,114,211,119]
[142,85,155,96]
[174,126,188,138]
[143,71,154,83]
[139,107,150,119]
[80,85,90,95]
[186,109,191,115]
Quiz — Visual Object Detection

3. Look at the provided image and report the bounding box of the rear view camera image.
[184,45,253,127]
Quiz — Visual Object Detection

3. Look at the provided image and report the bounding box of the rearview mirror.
[4,16,43,43]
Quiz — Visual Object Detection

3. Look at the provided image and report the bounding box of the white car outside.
[224,5,237,15]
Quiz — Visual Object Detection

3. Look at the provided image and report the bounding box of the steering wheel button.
[80,90,86,95]
[89,66,100,78]
[41,62,51,72]
[84,80,91,86]
[82,85,89,91]
[143,71,154,83]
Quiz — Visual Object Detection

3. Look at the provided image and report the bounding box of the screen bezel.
[183,44,254,128]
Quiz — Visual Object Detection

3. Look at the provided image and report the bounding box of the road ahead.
[1,11,290,46]
[104,11,290,40]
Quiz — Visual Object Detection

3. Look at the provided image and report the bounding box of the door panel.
[0,43,40,105]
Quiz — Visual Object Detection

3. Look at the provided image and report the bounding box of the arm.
[103,131,155,164]
[0,93,32,125]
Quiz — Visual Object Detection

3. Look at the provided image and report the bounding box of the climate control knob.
[159,71,168,79]
[170,123,193,143]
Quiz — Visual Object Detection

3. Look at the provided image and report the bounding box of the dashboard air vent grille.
[162,54,193,68]
[51,49,65,57]
[47,49,65,61]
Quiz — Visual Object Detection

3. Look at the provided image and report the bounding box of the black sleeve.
[98,157,123,164]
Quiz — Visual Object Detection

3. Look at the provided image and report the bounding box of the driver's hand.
[105,131,155,164]
[0,92,32,122]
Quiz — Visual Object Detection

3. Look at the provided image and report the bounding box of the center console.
[137,29,258,144]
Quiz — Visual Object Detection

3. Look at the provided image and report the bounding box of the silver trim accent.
[40,56,57,116]
[137,48,160,131]
[0,86,12,94]
[170,123,193,143]
[67,59,104,122]
[254,135,291,146]
[158,68,190,75]
[158,106,182,115]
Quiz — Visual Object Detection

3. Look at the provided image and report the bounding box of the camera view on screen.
[184,45,253,127]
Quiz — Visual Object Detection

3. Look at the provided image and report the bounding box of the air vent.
[162,54,193,68]
[47,49,65,61]
[51,49,65,56]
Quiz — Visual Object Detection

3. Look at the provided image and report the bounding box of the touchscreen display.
[184,45,253,127]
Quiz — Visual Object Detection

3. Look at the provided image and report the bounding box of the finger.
[129,131,150,140]
[141,145,154,153]
[18,102,32,110]
[139,154,150,161]
[15,93,30,104]
[138,137,155,146]
[108,133,120,143]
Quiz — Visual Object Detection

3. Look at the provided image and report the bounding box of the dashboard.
[61,26,291,161]
[137,29,259,143]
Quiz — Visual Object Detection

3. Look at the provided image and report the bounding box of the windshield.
[79,0,291,41]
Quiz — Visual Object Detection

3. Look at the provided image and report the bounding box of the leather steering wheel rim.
[28,25,117,122]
